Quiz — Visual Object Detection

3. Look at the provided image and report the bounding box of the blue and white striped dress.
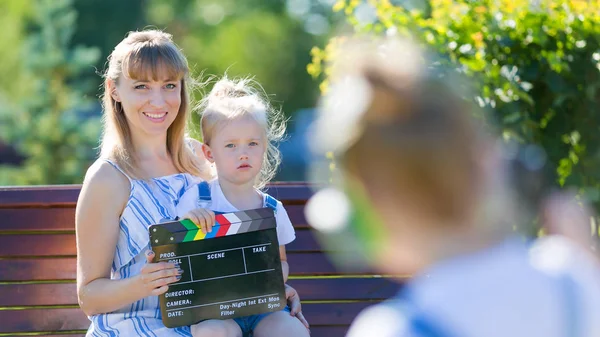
[86,160,203,337]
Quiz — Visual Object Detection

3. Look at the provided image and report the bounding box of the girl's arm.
[279,245,289,282]
[275,203,295,283]
[76,162,180,316]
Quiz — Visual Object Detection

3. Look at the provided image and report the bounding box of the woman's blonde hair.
[197,77,286,190]
[100,29,209,180]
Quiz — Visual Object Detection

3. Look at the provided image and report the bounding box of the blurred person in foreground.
[305,36,600,337]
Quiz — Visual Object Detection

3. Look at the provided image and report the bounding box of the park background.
[1,0,599,226]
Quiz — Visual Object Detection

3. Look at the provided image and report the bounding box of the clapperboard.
[149,207,287,328]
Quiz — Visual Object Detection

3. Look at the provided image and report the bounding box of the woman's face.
[111,73,181,139]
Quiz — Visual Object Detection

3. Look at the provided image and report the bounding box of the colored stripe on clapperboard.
[150,207,276,247]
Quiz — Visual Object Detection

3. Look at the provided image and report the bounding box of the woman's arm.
[76,162,180,316]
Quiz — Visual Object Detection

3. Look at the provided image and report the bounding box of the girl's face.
[203,116,266,187]
[111,73,181,139]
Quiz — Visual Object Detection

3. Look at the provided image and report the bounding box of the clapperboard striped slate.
[149,207,287,328]
[150,208,276,245]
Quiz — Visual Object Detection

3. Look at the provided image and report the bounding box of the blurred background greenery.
[0,0,339,184]
[310,0,600,216]
[1,0,600,226]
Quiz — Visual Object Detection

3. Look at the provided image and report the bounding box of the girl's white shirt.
[175,179,296,246]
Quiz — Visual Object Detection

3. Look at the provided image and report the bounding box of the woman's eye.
[249,142,258,146]
[134,84,147,90]
[165,83,177,89]
[225,144,235,148]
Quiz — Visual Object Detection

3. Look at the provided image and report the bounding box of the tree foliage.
[0,0,100,185]
[0,0,329,185]
[309,0,600,212]
[146,0,322,137]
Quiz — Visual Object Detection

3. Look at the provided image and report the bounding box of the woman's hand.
[182,208,216,234]
[137,251,182,296]
[285,284,310,331]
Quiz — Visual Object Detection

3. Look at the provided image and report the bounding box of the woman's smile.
[143,111,168,122]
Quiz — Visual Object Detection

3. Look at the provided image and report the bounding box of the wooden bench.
[0,183,400,337]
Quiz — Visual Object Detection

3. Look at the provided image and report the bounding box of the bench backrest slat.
[0,184,398,337]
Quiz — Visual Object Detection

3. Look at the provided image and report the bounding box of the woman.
[76,29,308,336]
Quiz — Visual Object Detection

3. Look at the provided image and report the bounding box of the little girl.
[176,77,309,337]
